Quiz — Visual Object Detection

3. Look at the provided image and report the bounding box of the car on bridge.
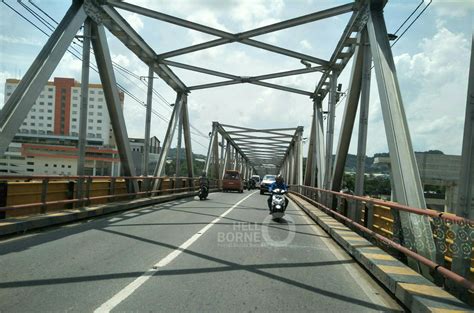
[251,175,261,188]
[260,174,276,195]
[222,170,244,193]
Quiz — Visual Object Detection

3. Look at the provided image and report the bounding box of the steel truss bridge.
[0,0,473,311]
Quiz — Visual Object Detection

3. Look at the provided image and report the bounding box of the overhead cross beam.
[205,122,302,176]
[107,0,354,65]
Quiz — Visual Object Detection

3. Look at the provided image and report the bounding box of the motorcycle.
[198,184,209,200]
[247,179,256,191]
[270,188,287,219]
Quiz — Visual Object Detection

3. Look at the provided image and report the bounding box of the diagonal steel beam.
[239,2,355,38]
[91,22,138,191]
[84,2,187,93]
[0,2,87,157]
[106,0,331,65]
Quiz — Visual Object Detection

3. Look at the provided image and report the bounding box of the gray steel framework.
[1,0,468,282]
[204,123,302,178]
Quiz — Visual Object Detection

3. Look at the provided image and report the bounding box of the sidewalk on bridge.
[288,193,472,313]
[0,189,218,237]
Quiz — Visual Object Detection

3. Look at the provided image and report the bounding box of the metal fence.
[289,185,474,293]
[0,175,219,219]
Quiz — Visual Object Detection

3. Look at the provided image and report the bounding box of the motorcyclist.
[267,174,289,213]
[199,171,210,189]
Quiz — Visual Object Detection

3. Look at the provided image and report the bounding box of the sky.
[0,0,473,158]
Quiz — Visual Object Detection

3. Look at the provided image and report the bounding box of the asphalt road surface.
[0,191,403,312]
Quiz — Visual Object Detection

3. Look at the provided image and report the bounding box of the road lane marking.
[94,191,257,313]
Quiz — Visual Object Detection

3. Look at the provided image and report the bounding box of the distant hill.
[166,148,206,160]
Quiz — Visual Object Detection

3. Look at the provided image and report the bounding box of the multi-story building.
[5,77,119,145]
[1,77,126,176]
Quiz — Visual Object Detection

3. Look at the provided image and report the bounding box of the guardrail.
[289,185,474,293]
[0,175,219,219]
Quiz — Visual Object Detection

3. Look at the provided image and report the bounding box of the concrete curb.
[0,189,219,237]
[288,193,472,312]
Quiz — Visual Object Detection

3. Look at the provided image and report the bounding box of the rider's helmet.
[276,174,283,184]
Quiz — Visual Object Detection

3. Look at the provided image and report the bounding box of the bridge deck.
[0,191,402,312]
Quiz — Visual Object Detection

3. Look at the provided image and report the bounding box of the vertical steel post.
[305,106,316,186]
[314,97,326,189]
[205,123,217,176]
[152,93,184,189]
[143,66,154,176]
[212,131,219,179]
[296,128,304,186]
[91,22,138,192]
[324,71,338,190]
[181,95,194,180]
[77,18,91,202]
[176,109,183,179]
[331,31,364,194]
[221,142,230,180]
[449,35,474,301]
[367,4,436,275]
[354,27,372,222]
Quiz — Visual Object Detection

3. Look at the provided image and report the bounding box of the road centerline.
[94,191,257,313]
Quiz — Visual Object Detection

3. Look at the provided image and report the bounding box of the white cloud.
[125,13,144,31]
[391,24,470,154]
[0,35,42,46]
[230,0,285,31]
[300,39,312,51]
[431,0,474,18]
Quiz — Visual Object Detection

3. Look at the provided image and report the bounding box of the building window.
[30,123,35,126]
[48,102,53,106]
[73,89,78,93]
[97,112,102,116]
[47,109,52,113]
[97,127,102,130]
[88,119,93,122]
[98,98,103,102]
[88,126,93,130]
[98,90,103,95]
[73,103,77,107]
[27,161,34,165]
[39,102,44,105]
[31,115,35,119]
[39,123,44,127]
[72,111,77,115]
[40,94,44,98]
[97,120,102,123]
[68,165,72,168]
[89,112,93,116]
[89,104,94,109]
[72,118,77,122]
[47,117,52,120]
[89,97,94,101]
[90,90,95,94]
[39,116,44,120]
[39,109,44,113]
[96,133,102,138]
[45,164,48,167]
[53,164,57,167]
[48,95,53,98]
[72,125,77,129]
[27,168,34,172]
[47,124,52,127]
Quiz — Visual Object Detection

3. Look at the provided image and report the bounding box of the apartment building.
[1,77,124,176]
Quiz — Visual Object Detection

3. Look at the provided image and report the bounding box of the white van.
[251,175,261,188]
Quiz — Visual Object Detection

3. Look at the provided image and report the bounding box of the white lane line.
[94,191,257,313]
